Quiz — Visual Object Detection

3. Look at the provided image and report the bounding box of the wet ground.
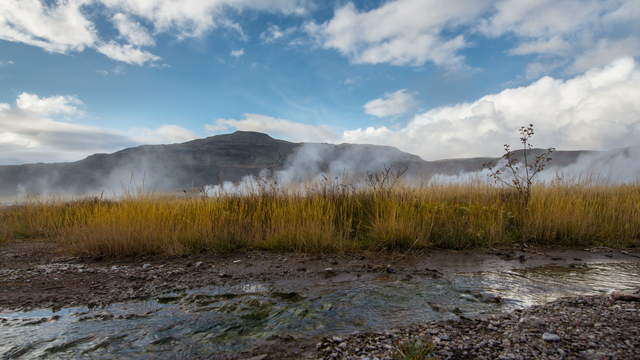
[1,242,639,359]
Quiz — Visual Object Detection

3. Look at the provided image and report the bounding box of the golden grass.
[1,184,639,257]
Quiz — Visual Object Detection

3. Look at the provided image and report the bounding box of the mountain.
[0,131,593,197]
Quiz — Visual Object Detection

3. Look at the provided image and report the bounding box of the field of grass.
[1,183,639,257]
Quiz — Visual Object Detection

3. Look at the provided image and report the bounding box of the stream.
[1,261,639,359]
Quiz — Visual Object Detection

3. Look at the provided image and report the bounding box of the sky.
[0,0,639,164]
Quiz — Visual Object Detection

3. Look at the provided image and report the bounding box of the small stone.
[323,268,337,278]
[142,264,151,270]
[542,332,561,342]
[194,261,203,268]
[244,355,267,360]
[610,291,640,302]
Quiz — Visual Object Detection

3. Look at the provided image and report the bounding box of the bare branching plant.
[485,124,555,245]
[366,164,409,193]
[485,124,555,206]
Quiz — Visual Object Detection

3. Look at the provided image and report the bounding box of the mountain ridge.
[0,131,593,196]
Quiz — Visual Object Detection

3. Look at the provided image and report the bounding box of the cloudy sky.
[1,0,639,164]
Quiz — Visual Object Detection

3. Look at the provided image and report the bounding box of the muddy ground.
[1,241,639,359]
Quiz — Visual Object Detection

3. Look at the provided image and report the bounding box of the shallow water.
[1,262,639,359]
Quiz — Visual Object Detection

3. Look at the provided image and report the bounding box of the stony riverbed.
[1,241,639,359]
[317,294,640,360]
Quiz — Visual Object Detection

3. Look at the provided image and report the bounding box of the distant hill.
[0,131,594,196]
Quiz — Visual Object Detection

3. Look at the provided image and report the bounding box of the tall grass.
[1,184,639,257]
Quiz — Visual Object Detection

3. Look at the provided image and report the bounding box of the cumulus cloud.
[343,57,640,160]
[198,58,638,162]
[100,0,310,38]
[306,0,487,67]
[0,93,195,164]
[16,92,84,116]
[206,113,338,143]
[480,0,640,73]
[0,0,97,53]
[2,0,636,75]
[0,0,310,65]
[305,0,638,74]
[364,89,418,118]
[112,12,155,47]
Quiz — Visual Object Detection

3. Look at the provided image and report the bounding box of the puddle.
[1,262,639,359]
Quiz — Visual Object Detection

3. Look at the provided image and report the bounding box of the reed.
[1,183,638,257]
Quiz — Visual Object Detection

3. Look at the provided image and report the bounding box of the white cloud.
[364,89,418,118]
[0,0,310,65]
[201,58,640,160]
[343,57,640,160]
[0,93,197,164]
[569,37,640,74]
[524,60,565,80]
[305,0,639,74]
[0,100,133,164]
[0,60,15,66]
[97,65,125,76]
[230,48,245,57]
[112,12,155,47]
[206,113,338,143]
[509,36,571,56]
[480,0,640,74]
[96,41,160,65]
[260,24,296,43]
[99,0,311,38]
[16,92,84,116]
[131,124,197,144]
[306,0,489,67]
[0,0,97,53]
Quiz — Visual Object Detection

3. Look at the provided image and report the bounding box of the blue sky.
[1,0,639,164]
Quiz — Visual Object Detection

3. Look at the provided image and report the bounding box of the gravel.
[316,293,640,360]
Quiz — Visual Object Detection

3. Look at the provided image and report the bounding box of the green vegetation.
[392,337,436,360]
[1,183,639,257]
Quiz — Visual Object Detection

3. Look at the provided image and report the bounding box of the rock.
[423,268,443,278]
[518,316,546,328]
[142,264,151,270]
[385,266,396,274]
[245,355,267,360]
[323,268,337,278]
[194,261,203,268]
[542,332,561,342]
[610,291,640,302]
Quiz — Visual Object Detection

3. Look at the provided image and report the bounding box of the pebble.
[542,332,561,342]
[316,295,640,360]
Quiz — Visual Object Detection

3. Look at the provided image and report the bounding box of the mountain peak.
[196,130,279,144]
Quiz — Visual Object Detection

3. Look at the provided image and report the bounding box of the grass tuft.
[392,337,436,360]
